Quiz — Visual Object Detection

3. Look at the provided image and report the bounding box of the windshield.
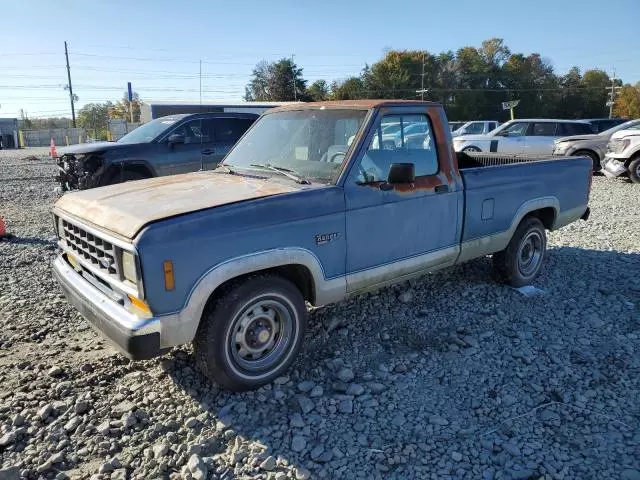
[601,119,640,135]
[117,116,181,144]
[223,109,368,184]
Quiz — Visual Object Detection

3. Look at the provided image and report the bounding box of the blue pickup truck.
[52,100,592,390]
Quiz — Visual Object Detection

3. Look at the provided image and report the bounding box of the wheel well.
[527,207,555,230]
[627,151,640,167]
[123,163,153,177]
[104,162,154,183]
[208,264,316,307]
[572,149,597,159]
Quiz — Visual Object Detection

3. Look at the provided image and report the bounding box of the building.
[139,101,292,123]
[0,118,19,149]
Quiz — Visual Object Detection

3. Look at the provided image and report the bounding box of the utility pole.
[199,60,202,107]
[64,41,76,128]
[291,54,297,101]
[607,69,621,118]
[416,52,428,100]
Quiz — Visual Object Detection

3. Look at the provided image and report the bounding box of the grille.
[60,219,121,280]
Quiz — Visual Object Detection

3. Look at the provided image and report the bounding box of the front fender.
[157,248,346,346]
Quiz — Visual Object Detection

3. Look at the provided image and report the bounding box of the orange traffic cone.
[50,137,58,158]
[0,217,6,238]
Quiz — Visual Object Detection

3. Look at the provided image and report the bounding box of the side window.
[213,118,254,143]
[173,119,203,144]
[466,122,485,134]
[357,114,438,183]
[532,122,557,136]
[502,122,528,136]
[576,123,595,134]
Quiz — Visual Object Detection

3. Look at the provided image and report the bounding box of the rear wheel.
[493,216,547,287]
[629,157,640,184]
[573,150,600,173]
[194,274,307,391]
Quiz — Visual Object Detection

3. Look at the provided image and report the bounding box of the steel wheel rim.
[635,162,640,178]
[517,231,543,277]
[228,297,294,373]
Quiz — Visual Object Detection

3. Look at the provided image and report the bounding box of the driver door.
[343,108,462,293]
[160,119,213,176]
[492,121,529,153]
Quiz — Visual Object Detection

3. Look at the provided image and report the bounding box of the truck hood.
[59,141,128,155]
[54,171,301,239]
[555,134,599,143]
[610,129,640,140]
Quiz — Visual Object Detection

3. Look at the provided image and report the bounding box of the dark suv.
[56,112,257,191]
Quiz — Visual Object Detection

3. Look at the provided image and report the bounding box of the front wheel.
[194,274,307,391]
[493,216,547,287]
[462,146,481,153]
[628,158,640,183]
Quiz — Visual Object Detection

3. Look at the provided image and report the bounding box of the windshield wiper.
[213,163,236,174]
[249,163,310,184]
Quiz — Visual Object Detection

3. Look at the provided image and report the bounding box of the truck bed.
[456,151,560,169]
[455,154,591,262]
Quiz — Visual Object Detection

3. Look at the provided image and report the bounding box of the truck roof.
[270,100,442,112]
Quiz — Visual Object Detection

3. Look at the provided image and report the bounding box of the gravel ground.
[1,149,639,480]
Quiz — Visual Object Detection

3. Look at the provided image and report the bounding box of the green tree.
[245,58,308,101]
[329,77,366,100]
[306,80,329,101]
[579,70,611,118]
[77,102,112,140]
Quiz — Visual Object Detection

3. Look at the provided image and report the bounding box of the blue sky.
[1,0,637,119]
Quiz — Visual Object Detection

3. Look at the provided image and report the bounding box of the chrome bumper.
[53,255,167,360]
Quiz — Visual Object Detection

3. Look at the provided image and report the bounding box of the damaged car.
[55,112,258,192]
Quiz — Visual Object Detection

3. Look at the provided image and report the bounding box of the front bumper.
[602,155,627,178]
[53,255,166,360]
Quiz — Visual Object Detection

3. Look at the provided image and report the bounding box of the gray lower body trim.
[346,245,459,295]
[553,204,589,230]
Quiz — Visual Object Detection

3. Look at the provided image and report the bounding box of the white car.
[602,123,640,183]
[451,120,500,137]
[453,119,594,155]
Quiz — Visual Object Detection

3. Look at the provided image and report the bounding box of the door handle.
[201,149,215,155]
[435,184,449,194]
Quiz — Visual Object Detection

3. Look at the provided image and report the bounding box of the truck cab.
[52,100,591,391]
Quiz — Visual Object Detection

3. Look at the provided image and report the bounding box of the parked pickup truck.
[55,112,257,191]
[52,100,592,391]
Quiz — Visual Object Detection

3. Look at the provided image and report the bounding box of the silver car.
[453,119,593,155]
[553,119,640,172]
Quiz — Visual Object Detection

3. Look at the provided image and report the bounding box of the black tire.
[463,146,481,153]
[493,216,547,287]
[628,157,640,184]
[194,274,307,391]
[573,150,600,173]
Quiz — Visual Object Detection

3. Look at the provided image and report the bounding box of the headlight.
[121,251,138,284]
[554,142,570,153]
[608,139,630,153]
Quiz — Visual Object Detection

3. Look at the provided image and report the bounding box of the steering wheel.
[328,152,346,164]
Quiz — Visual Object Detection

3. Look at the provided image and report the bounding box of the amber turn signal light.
[163,260,175,291]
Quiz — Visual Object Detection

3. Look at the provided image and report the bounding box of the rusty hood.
[54,171,301,239]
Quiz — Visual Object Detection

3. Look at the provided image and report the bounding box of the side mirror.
[167,133,185,145]
[387,163,415,184]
